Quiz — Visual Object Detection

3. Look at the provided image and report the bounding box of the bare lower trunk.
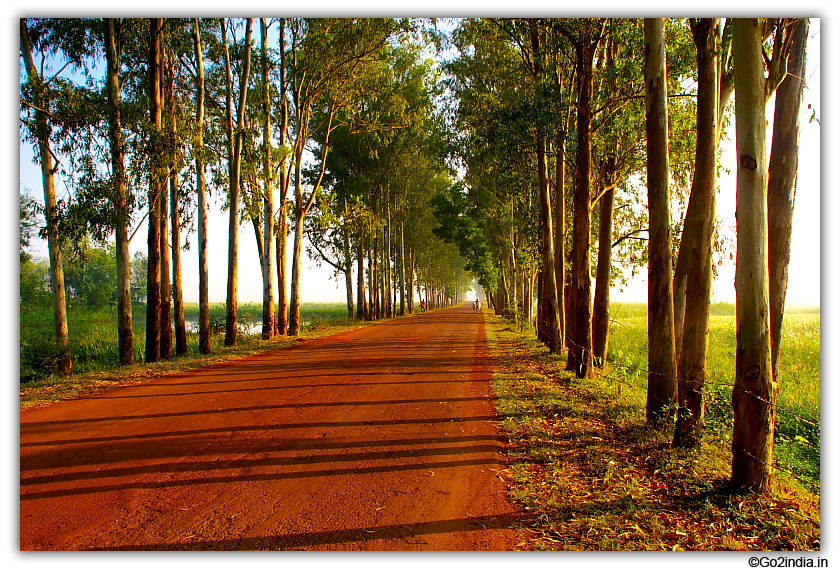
[731,17,775,492]
[288,213,304,335]
[276,209,288,335]
[171,162,187,356]
[160,167,172,360]
[592,184,614,367]
[399,224,406,316]
[356,229,367,320]
[344,226,354,319]
[645,18,677,423]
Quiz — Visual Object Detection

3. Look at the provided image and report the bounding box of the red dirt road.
[20,305,521,550]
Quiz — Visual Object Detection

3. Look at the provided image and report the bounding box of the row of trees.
[20,18,470,371]
[20,17,812,492]
[433,18,809,492]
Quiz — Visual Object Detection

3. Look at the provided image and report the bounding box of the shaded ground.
[20,305,520,551]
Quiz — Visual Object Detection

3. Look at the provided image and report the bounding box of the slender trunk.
[276,209,288,335]
[159,39,172,360]
[288,212,304,335]
[344,224,354,319]
[144,17,163,364]
[568,29,595,378]
[171,137,187,356]
[160,159,172,359]
[674,18,720,447]
[104,18,133,366]
[288,106,332,335]
[530,20,561,352]
[554,129,566,351]
[261,18,276,340]
[592,177,614,367]
[645,18,677,423]
[367,243,375,320]
[768,18,808,384]
[356,228,367,320]
[384,197,392,318]
[276,17,289,337]
[225,18,253,346]
[399,223,406,316]
[193,18,210,354]
[169,84,187,355]
[731,17,775,492]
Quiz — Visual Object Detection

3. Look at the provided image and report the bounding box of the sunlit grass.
[606,303,820,488]
[19,301,369,408]
[483,307,820,551]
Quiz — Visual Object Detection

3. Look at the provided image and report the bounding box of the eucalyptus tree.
[557,18,607,378]
[731,17,799,492]
[283,18,405,335]
[222,18,253,346]
[19,18,75,374]
[767,18,809,385]
[145,17,164,362]
[644,18,678,424]
[192,18,211,353]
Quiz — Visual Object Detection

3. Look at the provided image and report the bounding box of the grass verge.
[482,310,820,551]
[20,304,390,410]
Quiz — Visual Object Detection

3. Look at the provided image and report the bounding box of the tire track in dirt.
[20,304,521,550]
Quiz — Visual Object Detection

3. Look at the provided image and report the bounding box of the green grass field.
[605,302,820,489]
[20,302,352,383]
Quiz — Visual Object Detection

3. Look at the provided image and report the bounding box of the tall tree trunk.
[170,127,187,356]
[260,18,276,340]
[530,20,561,353]
[344,223,354,319]
[288,211,304,335]
[592,171,614,367]
[644,18,678,424]
[104,18,133,366]
[731,17,775,492]
[674,18,720,448]
[144,17,163,364]
[288,108,332,336]
[166,45,189,355]
[554,129,566,351]
[193,18,210,354]
[159,42,173,360]
[399,223,406,316]
[21,19,72,374]
[368,243,375,320]
[356,228,367,320]
[567,27,596,378]
[276,210,288,335]
[225,18,253,346]
[768,18,808,384]
[384,195,392,318]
